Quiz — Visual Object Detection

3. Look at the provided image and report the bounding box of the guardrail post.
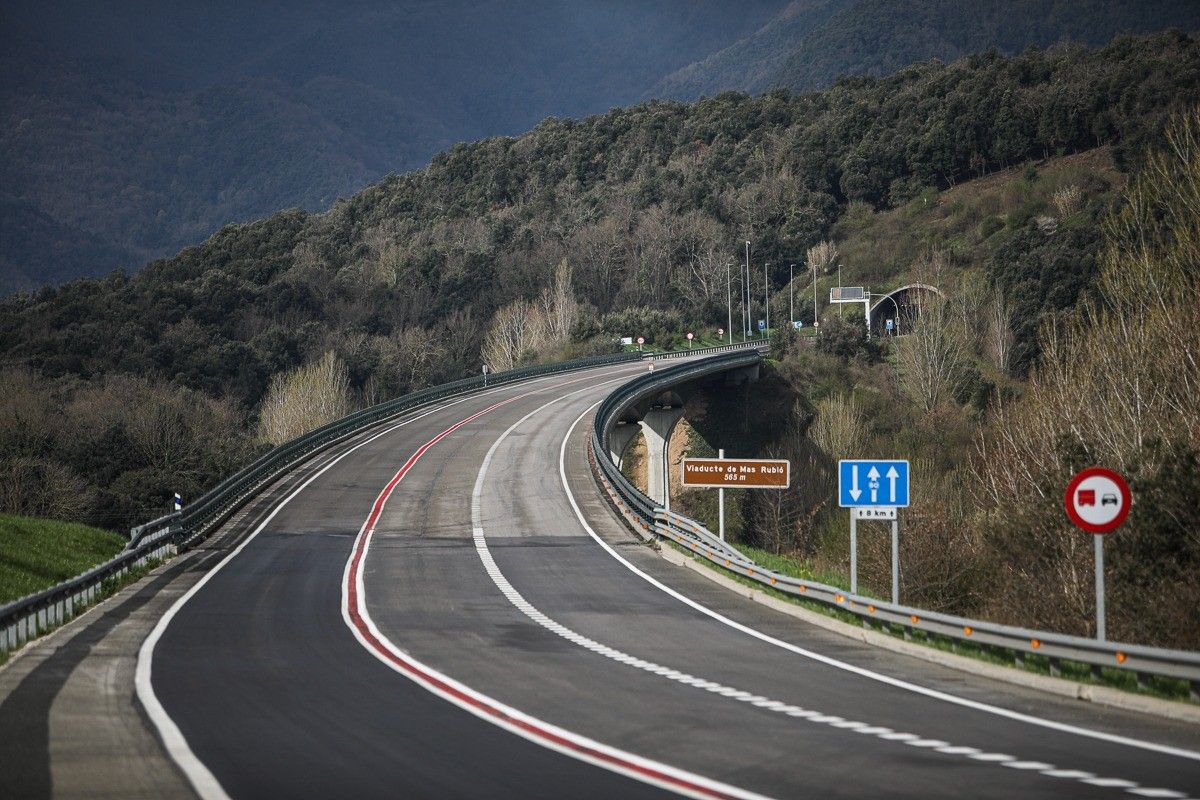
[1048,657,1060,678]
[1191,681,1199,702]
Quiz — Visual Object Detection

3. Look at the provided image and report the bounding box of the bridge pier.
[608,421,640,470]
[640,406,684,511]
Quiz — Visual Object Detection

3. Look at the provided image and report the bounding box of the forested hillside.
[653,0,1200,99]
[0,0,784,293]
[1,33,1198,534]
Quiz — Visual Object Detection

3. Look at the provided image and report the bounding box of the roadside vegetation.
[0,34,1198,639]
[673,109,1200,650]
[0,514,126,604]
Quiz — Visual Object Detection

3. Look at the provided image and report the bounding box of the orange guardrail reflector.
[746,568,754,576]
[1030,639,1041,649]
[1116,651,1127,664]
[868,604,876,613]
[910,615,920,624]
[963,626,973,636]
[770,577,777,585]
[724,559,731,566]
[798,585,806,593]
[836,594,845,603]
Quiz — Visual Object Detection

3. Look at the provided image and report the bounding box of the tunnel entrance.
[868,284,944,337]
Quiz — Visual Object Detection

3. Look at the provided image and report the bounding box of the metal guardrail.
[587,354,1200,695]
[0,348,645,656]
[643,339,770,360]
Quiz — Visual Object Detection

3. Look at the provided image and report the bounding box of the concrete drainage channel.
[587,353,1200,719]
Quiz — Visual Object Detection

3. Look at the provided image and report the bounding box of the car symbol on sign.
[1101,493,1119,507]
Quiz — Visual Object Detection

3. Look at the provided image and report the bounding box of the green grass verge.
[0,556,162,667]
[0,514,126,605]
[664,539,1196,705]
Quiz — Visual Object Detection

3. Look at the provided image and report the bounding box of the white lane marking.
[554,401,1200,800]
[346,522,766,800]
[134,370,591,800]
[345,375,767,800]
[471,387,1132,795]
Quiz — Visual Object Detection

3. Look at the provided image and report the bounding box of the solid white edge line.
[134,372,572,800]
[557,403,1200,765]
[344,374,769,800]
[464,379,773,800]
[345,531,763,800]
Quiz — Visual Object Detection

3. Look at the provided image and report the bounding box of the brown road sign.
[681,458,790,489]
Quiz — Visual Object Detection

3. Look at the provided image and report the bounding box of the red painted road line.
[342,378,747,800]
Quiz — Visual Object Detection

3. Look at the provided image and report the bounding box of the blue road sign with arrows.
[838,460,909,507]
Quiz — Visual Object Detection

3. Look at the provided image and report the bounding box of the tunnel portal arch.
[868,283,944,337]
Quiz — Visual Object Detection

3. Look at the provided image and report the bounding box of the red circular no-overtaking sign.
[1064,467,1131,534]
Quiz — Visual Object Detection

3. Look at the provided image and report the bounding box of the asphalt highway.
[94,360,1200,797]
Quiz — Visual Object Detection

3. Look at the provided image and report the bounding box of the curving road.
[7,359,1198,798]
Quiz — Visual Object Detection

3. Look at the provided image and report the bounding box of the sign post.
[1064,467,1132,641]
[838,460,910,602]
[717,449,725,541]
[682,456,790,543]
[482,363,490,387]
[686,332,694,349]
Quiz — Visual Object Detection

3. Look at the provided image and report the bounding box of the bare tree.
[808,395,867,461]
[258,351,351,445]
[481,300,548,371]
[806,240,838,277]
[895,293,969,412]
[0,456,92,521]
[631,206,680,307]
[984,293,1014,376]
[539,259,579,344]
[393,327,443,393]
[1052,184,1082,217]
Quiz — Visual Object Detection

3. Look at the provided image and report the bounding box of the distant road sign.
[718,328,725,336]
[757,319,766,331]
[886,319,894,331]
[1065,467,1131,534]
[831,287,865,301]
[686,332,693,340]
[793,320,803,329]
[636,336,645,345]
[838,459,909,507]
[682,458,789,489]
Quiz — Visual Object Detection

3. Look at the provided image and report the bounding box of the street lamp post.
[812,262,818,328]
[789,263,795,327]
[739,237,748,338]
[726,259,733,344]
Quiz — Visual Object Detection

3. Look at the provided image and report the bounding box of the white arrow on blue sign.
[838,459,909,507]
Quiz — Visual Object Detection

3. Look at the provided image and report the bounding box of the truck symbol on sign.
[1077,489,1096,506]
